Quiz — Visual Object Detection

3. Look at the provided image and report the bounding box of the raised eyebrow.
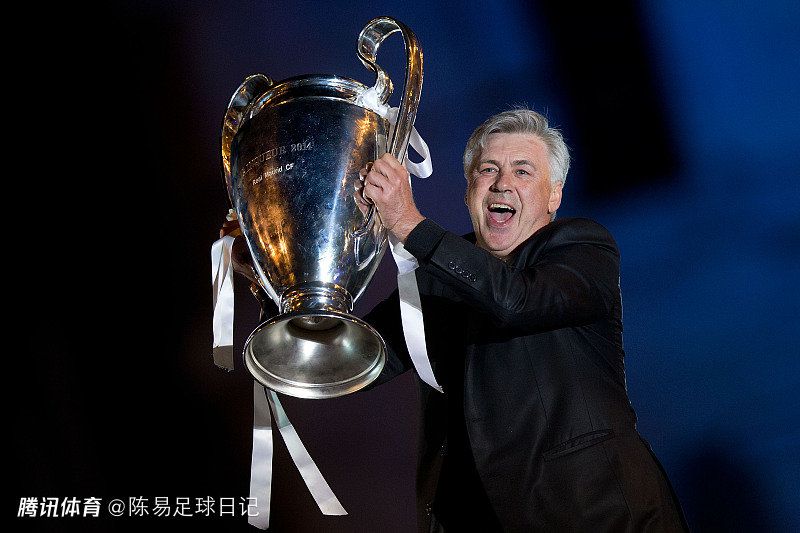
[478,159,501,167]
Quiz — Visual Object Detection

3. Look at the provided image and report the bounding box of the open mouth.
[486,202,516,225]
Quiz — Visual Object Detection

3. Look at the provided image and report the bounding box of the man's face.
[466,133,563,259]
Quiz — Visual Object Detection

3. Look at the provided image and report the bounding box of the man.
[358,108,687,532]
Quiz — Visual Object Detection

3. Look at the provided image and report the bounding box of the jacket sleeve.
[405,218,621,333]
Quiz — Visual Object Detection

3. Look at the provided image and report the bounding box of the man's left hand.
[358,153,425,242]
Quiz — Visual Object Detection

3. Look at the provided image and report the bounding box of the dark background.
[13,1,799,531]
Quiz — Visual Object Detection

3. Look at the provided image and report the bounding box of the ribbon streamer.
[389,235,444,393]
[213,212,346,525]
[354,87,432,179]
[249,383,347,529]
[357,86,442,393]
[248,381,274,529]
[211,234,236,370]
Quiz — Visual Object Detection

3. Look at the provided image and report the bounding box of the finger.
[380,153,409,179]
[373,157,407,183]
[379,152,401,167]
[382,152,405,171]
[374,156,393,173]
[363,180,382,203]
[354,183,370,205]
[369,163,392,186]
[220,219,242,238]
[363,178,378,193]
[385,157,410,180]
[366,167,388,189]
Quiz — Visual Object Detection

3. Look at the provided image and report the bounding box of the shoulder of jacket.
[551,217,611,236]
[535,218,619,254]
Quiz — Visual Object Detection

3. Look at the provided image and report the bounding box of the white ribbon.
[213,213,345,527]
[389,235,444,393]
[249,383,347,529]
[356,86,442,393]
[355,87,432,179]
[248,381,274,529]
[211,233,236,370]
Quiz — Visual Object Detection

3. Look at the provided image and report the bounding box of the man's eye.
[479,167,497,173]
[515,169,529,176]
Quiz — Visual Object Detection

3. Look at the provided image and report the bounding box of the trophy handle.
[357,16,423,161]
[221,74,274,203]
[354,205,378,270]
[354,17,423,268]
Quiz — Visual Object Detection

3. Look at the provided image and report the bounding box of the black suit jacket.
[366,218,687,532]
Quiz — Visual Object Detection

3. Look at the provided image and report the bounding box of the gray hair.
[463,107,570,187]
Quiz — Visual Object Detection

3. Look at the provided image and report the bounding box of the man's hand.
[219,216,259,284]
[358,153,425,242]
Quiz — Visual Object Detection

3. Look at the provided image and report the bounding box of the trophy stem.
[281,284,353,331]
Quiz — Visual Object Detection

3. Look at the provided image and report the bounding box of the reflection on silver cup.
[220,17,423,399]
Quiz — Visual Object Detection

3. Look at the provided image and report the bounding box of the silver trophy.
[220,17,423,399]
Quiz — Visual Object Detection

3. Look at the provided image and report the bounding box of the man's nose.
[489,168,513,192]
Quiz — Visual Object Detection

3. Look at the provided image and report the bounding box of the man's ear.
[548,181,563,214]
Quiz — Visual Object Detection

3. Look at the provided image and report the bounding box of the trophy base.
[243,310,386,399]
